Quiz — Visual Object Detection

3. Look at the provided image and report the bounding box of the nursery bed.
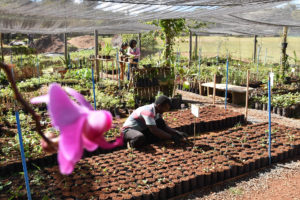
[0,106,244,177]
[1,122,300,199]
[176,90,300,129]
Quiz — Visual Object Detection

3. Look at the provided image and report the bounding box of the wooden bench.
[201,82,254,105]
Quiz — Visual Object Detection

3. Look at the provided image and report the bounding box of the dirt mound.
[68,35,94,49]
[32,35,64,53]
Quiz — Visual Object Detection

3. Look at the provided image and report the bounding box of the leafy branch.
[0,62,53,146]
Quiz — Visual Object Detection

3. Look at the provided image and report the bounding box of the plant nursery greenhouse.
[1,0,300,199]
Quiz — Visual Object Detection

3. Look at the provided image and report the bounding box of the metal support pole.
[195,35,198,60]
[213,74,216,105]
[0,33,4,62]
[253,35,257,63]
[91,64,96,110]
[268,75,272,165]
[94,30,99,81]
[281,26,288,77]
[245,70,250,121]
[189,30,192,63]
[16,111,32,200]
[138,33,141,59]
[64,33,68,69]
[225,58,229,109]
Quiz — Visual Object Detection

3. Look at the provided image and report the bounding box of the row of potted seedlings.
[0,106,244,175]
[7,122,299,199]
[163,106,245,134]
[251,92,300,118]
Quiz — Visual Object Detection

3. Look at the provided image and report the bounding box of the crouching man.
[122,95,188,148]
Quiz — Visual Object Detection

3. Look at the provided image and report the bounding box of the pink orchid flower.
[31,83,123,175]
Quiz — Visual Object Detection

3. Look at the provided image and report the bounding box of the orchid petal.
[95,135,124,150]
[59,115,86,162]
[30,95,49,104]
[82,135,98,151]
[83,111,112,141]
[48,83,84,127]
[65,87,93,110]
[58,149,75,175]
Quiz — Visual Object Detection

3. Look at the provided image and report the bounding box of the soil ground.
[176,158,300,200]
[68,35,94,49]
[175,90,300,200]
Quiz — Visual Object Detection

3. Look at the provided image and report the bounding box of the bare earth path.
[175,90,300,200]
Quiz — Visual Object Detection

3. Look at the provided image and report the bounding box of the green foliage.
[64,68,92,80]
[155,91,164,100]
[124,91,135,108]
[254,92,300,108]
[103,43,113,56]
[0,70,8,85]
[11,46,36,55]
[157,19,187,64]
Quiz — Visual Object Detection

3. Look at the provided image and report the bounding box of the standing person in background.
[119,42,128,80]
[127,39,140,68]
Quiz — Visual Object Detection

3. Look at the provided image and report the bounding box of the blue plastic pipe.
[268,76,272,165]
[15,111,32,200]
[91,65,96,110]
[225,58,229,110]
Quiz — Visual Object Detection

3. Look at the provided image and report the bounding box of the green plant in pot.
[211,65,224,83]
[102,43,113,59]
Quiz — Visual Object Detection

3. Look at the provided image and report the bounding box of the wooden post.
[64,33,68,69]
[138,33,141,59]
[213,74,216,105]
[281,26,288,77]
[94,30,99,81]
[245,70,250,122]
[253,35,257,63]
[0,33,3,62]
[195,35,198,60]
[189,30,192,63]
[199,81,202,95]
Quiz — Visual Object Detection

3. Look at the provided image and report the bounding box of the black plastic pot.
[229,165,237,177]
[277,107,283,116]
[196,173,204,187]
[263,103,268,111]
[282,107,291,118]
[216,75,223,84]
[217,170,224,182]
[204,173,211,186]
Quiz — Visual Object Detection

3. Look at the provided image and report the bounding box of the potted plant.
[102,43,113,59]
[212,65,223,83]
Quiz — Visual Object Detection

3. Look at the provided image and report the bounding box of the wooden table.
[201,82,254,105]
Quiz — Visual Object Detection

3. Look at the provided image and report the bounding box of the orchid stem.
[0,62,52,145]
